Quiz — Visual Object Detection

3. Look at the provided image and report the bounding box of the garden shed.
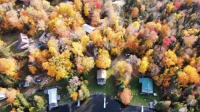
[97,69,106,85]
[139,78,153,94]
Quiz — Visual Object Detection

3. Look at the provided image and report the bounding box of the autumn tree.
[184,65,199,83]
[29,65,37,75]
[0,58,17,77]
[113,61,133,85]
[5,88,17,104]
[177,71,189,87]
[83,57,95,72]
[42,50,74,80]
[139,57,149,73]
[89,30,103,47]
[119,88,132,105]
[155,101,171,111]
[71,42,84,56]
[163,50,177,67]
[71,92,78,101]
[95,49,111,69]
[32,95,45,112]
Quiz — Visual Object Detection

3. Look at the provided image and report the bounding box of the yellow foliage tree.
[90,30,103,47]
[139,57,149,73]
[95,49,111,69]
[28,65,37,75]
[71,42,83,56]
[47,39,59,56]
[184,65,199,83]
[177,71,189,87]
[42,50,73,80]
[80,35,89,51]
[58,3,75,17]
[74,0,83,12]
[163,50,177,67]
[84,3,90,16]
[81,57,95,73]
[0,58,17,76]
[71,92,78,101]
[115,61,127,76]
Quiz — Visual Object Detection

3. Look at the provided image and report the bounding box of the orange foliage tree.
[119,88,133,105]
[5,89,18,104]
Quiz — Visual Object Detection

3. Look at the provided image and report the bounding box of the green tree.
[171,102,184,112]
[16,93,31,109]
[170,91,181,102]
[155,101,171,111]
[30,95,45,112]
[183,86,194,96]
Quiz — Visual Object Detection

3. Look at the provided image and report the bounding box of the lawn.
[0,105,12,112]
[86,67,117,96]
[130,78,162,106]
[43,78,72,103]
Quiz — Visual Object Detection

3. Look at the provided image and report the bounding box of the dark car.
[36,88,45,92]
[35,77,43,84]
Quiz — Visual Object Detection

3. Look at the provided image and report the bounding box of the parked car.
[36,88,45,92]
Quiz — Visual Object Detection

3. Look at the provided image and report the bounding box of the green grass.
[130,78,162,106]
[0,105,12,112]
[0,32,28,56]
[86,67,117,96]
[43,79,71,103]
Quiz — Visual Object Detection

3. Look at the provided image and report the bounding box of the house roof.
[139,78,153,94]
[82,24,95,33]
[18,33,29,44]
[97,69,107,79]
[48,88,58,105]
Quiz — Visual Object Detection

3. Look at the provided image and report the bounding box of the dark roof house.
[139,78,153,94]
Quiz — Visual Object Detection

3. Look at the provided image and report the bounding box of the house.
[82,24,95,33]
[139,78,153,94]
[97,69,107,85]
[48,88,59,110]
[18,33,29,50]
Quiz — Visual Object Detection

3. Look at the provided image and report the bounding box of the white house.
[82,24,95,33]
[48,88,58,110]
[97,69,107,85]
[18,33,29,50]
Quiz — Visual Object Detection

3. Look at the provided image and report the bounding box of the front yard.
[130,78,162,106]
[86,67,117,96]
[86,67,162,106]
